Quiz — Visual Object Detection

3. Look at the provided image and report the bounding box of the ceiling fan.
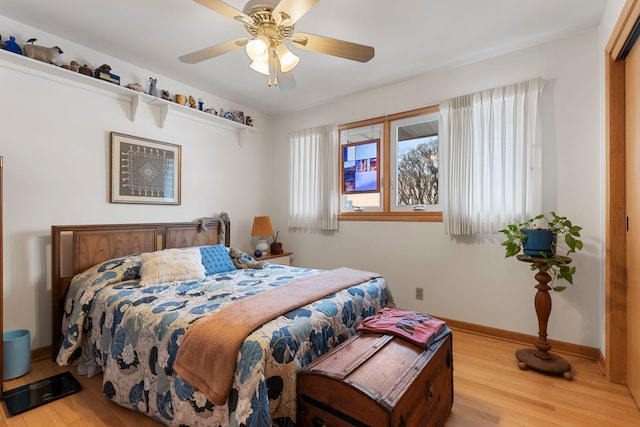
[179,0,375,89]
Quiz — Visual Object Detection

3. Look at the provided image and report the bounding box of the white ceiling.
[0,0,607,114]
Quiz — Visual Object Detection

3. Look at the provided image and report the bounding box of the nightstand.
[255,251,293,266]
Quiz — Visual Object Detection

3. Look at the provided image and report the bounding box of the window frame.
[338,105,442,222]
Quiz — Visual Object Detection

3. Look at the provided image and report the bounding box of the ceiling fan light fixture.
[275,43,299,73]
[249,59,270,75]
[245,35,270,61]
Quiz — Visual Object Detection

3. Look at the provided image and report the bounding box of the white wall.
[601,0,626,44]
[271,29,605,349]
[0,16,275,349]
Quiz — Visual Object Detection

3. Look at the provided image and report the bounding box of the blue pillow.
[200,244,236,275]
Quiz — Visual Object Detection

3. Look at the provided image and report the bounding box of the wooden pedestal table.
[516,255,573,380]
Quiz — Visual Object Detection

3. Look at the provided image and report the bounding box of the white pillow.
[139,247,206,286]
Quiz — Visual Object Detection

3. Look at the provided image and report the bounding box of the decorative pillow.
[140,247,206,286]
[200,244,237,275]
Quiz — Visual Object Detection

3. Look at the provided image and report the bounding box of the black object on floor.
[3,371,82,416]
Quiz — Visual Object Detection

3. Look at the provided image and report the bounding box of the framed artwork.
[341,139,380,193]
[110,132,181,204]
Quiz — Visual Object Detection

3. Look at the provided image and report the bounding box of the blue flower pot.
[522,229,556,257]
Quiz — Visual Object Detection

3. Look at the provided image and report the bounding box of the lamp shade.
[275,43,299,73]
[245,36,269,62]
[249,59,270,76]
[251,216,274,237]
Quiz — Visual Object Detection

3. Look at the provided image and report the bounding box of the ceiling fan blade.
[272,0,318,25]
[179,37,249,64]
[291,32,375,63]
[276,68,296,90]
[194,0,254,26]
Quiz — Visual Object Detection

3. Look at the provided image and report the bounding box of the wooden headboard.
[50,219,230,359]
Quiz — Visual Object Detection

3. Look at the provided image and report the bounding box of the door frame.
[605,0,640,384]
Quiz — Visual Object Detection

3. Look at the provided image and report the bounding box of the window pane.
[344,193,380,209]
[340,124,383,212]
[392,114,440,211]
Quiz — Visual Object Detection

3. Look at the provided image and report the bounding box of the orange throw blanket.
[173,267,382,406]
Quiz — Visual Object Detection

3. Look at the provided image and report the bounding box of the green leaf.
[505,245,521,257]
[553,286,567,292]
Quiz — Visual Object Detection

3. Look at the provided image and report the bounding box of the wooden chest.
[297,332,453,427]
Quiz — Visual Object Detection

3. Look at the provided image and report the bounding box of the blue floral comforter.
[56,251,389,426]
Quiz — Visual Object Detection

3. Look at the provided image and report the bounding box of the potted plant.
[499,212,583,292]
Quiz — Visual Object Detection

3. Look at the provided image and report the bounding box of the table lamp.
[251,216,274,254]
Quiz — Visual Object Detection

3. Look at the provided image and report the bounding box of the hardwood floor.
[446,329,640,426]
[1,329,638,426]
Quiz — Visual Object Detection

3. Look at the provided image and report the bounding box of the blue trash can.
[3,329,30,380]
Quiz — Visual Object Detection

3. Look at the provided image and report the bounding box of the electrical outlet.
[415,287,424,300]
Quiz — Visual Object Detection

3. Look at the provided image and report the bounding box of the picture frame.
[341,139,380,193]
[110,132,181,204]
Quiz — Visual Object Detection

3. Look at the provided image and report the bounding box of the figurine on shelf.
[188,96,196,109]
[198,98,204,111]
[125,82,145,93]
[78,64,92,76]
[205,108,216,115]
[4,35,22,54]
[0,35,6,50]
[175,94,186,105]
[23,38,64,66]
[148,77,158,97]
[246,116,254,127]
[69,60,79,72]
[95,64,111,75]
[160,90,170,101]
[94,64,120,85]
[233,110,244,124]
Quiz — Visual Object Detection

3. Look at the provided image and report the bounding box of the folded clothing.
[357,307,449,349]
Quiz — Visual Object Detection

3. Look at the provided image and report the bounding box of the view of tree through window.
[397,136,438,205]
[391,112,439,212]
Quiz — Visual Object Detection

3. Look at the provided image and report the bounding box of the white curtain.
[289,124,339,231]
[440,78,543,235]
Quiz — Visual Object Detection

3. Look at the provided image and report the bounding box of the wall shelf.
[0,49,257,144]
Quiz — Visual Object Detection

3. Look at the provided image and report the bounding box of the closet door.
[626,36,640,405]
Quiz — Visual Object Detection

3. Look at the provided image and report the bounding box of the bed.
[51,219,390,426]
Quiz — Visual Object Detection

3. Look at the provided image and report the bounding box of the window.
[339,106,442,222]
[340,123,383,213]
[391,112,440,212]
